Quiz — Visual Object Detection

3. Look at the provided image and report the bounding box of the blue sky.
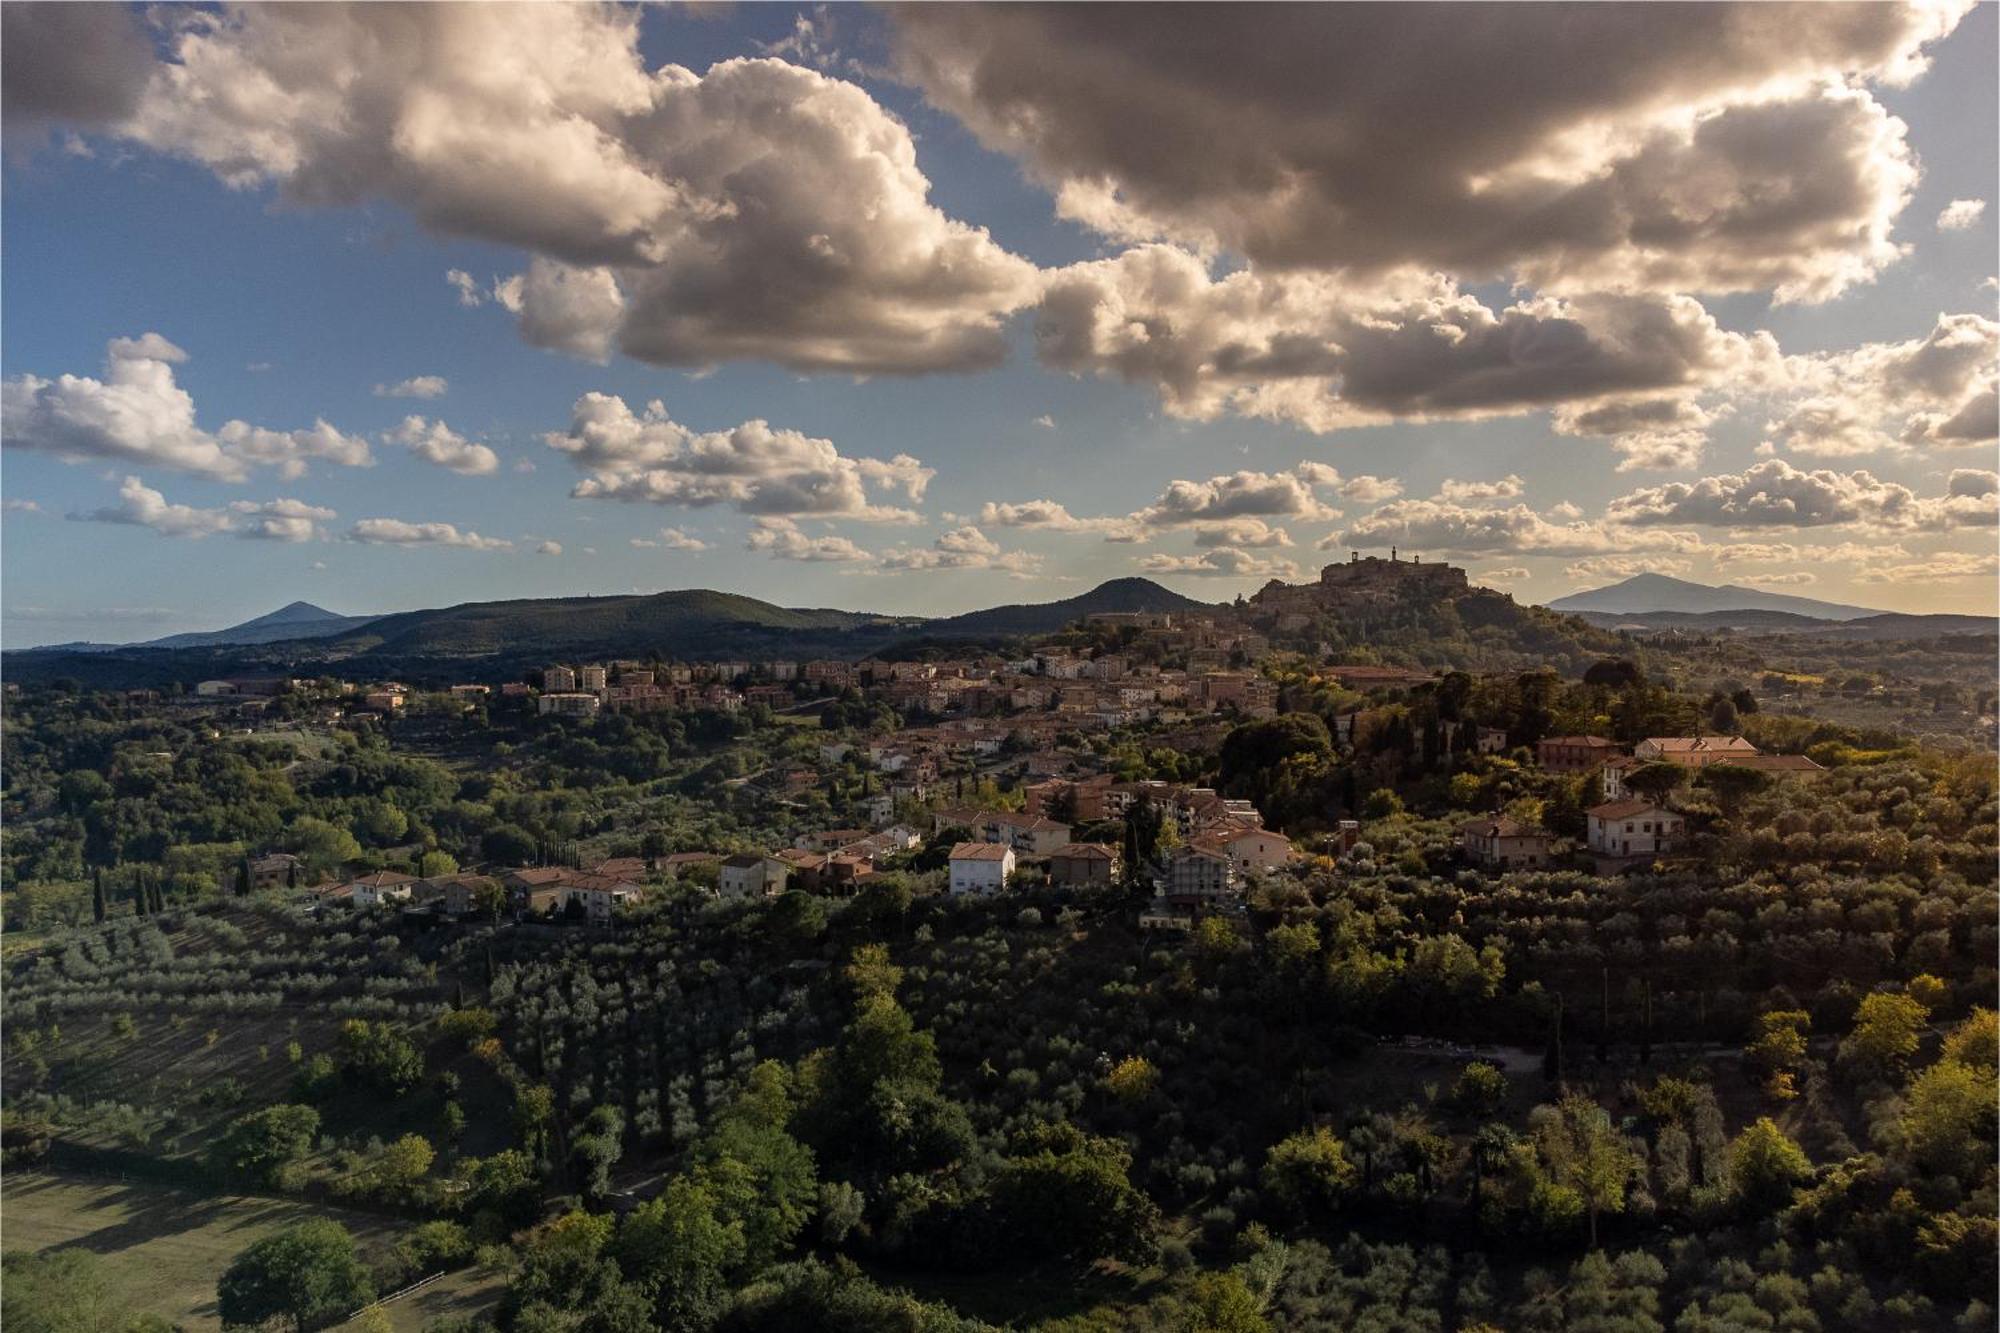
[3,2,1995,645]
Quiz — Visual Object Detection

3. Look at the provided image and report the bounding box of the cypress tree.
[92,869,107,924]
[235,857,252,898]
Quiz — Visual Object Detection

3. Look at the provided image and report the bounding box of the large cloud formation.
[2,334,371,481]
[44,5,1037,375]
[1765,312,2000,456]
[544,393,931,521]
[1606,459,1997,531]
[1034,246,1775,441]
[893,3,1966,300]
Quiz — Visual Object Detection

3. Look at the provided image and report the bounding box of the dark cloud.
[894,2,1964,299]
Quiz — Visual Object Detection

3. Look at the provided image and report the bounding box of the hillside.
[920,577,1210,638]
[1549,572,1882,620]
[2,581,1214,686]
[145,601,380,649]
[326,587,908,658]
[1572,607,1997,639]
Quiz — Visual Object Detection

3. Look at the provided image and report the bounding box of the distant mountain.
[3,579,1215,684]
[922,577,1210,638]
[1549,573,1883,621]
[1572,607,1996,639]
[322,588,911,660]
[144,601,380,649]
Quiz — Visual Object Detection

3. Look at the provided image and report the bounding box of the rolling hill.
[1,579,1215,685]
[1549,572,1882,620]
[919,577,1210,638]
[145,601,381,649]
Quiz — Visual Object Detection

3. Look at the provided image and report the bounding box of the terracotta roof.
[1541,735,1619,747]
[1712,753,1823,773]
[1051,842,1117,861]
[950,841,1014,861]
[347,871,416,888]
[1644,736,1757,754]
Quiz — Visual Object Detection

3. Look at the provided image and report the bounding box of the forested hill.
[918,577,1210,637]
[324,588,907,657]
[0,579,1212,685]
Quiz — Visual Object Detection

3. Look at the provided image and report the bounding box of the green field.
[0,1173,501,1332]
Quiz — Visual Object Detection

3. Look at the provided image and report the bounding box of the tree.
[572,1106,626,1204]
[1842,990,1929,1077]
[1727,1117,1811,1211]
[1535,1094,1637,1248]
[1745,1010,1810,1101]
[217,1220,374,1332]
[2,1250,165,1333]
[767,891,826,945]
[417,850,459,878]
[1622,762,1686,804]
[482,824,538,866]
[1900,1058,1995,1178]
[614,1174,744,1332]
[211,1104,321,1187]
[1583,659,1643,690]
[371,1133,435,1197]
[991,1123,1160,1264]
[1261,1127,1358,1219]
[1941,1008,1998,1071]
[287,817,362,875]
[1104,1055,1160,1102]
[1175,1272,1270,1333]
[1702,764,1768,816]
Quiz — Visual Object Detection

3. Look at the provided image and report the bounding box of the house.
[433,874,501,917]
[245,852,305,892]
[336,870,418,908]
[561,873,640,922]
[1711,753,1826,780]
[718,854,790,900]
[590,857,650,880]
[1165,846,1236,906]
[1458,816,1552,870]
[1586,800,1686,862]
[1537,735,1624,773]
[1476,727,1509,755]
[195,679,240,697]
[1194,826,1294,875]
[1634,735,1758,767]
[983,813,1073,857]
[1138,897,1194,931]
[539,692,602,718]
[544,666,578,692]
[501,867,573,910]
[1048,842,1120,889]
[658,851,722,878]
[948,842,1015,896]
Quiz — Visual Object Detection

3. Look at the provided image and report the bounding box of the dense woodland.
[1,651,1995,1332]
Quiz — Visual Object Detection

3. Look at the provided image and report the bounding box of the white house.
[718,854,790,900]
[1586,800,1685,860]
[948,841,1015,896]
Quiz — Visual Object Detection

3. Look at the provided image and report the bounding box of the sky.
[2,1,1995,647]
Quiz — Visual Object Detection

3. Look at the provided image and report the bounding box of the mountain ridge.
[1548,572,1883,621]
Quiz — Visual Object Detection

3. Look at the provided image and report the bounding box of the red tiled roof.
[950,842,1013,861]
